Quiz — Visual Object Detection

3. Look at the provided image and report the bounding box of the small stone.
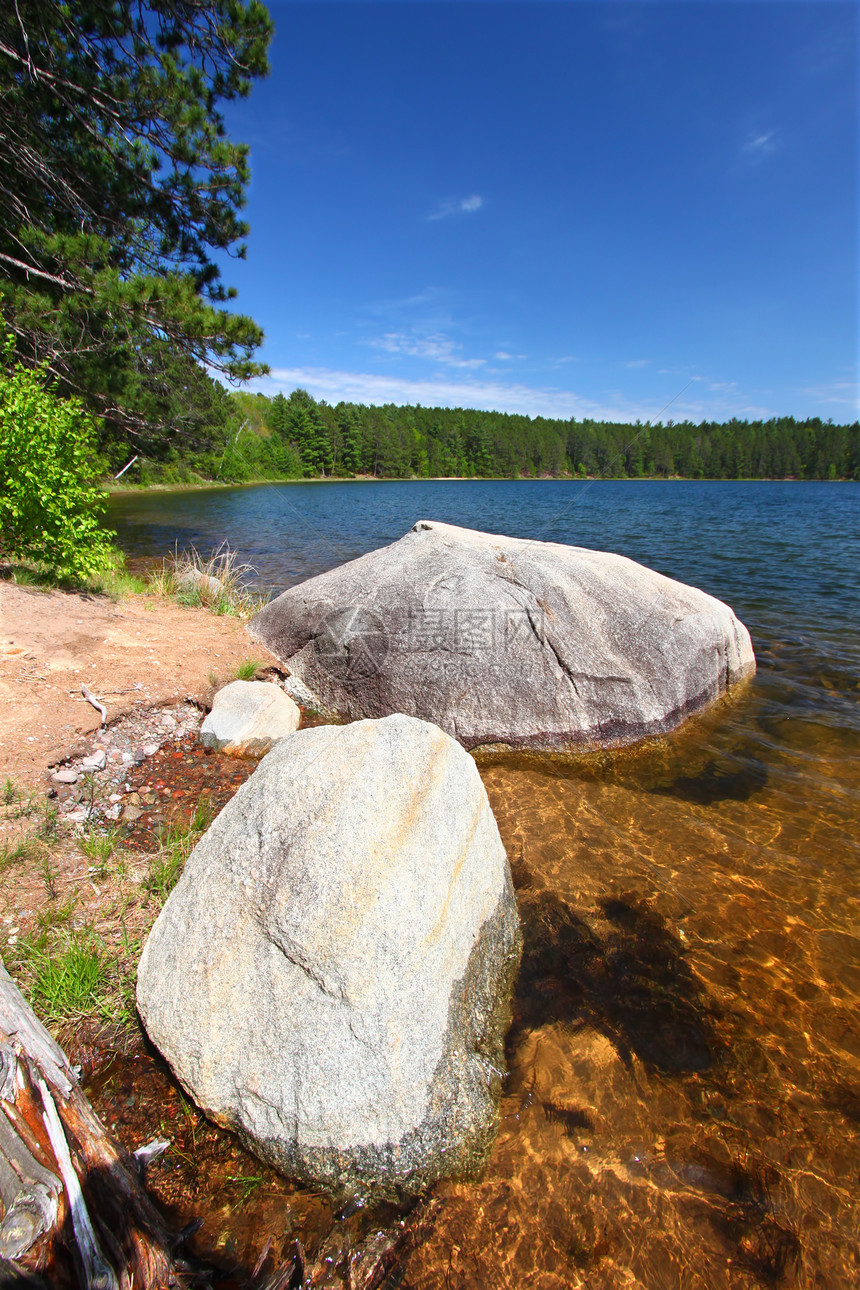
[109,793,122,803]
[143,743,159,757]
[200,681,301,757]
[123,805,143,822]
[51,769,78,784]
[122,752,134,765]
[82,750,107,771]
[177,568,224,598]
[133,749,145,765]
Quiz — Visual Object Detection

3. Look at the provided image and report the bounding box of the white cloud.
[243,367,853,422]
[743,130,777,157]
[428,194,484,221]
[494,350,513,360]
[247,366,704,422]
[370,330,485,369]
[625,359,650,369]
[797,380,859,411]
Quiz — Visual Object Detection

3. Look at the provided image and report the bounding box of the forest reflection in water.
[401,649,860,1289]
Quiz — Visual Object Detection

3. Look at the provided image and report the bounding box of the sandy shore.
[0,581,271,797]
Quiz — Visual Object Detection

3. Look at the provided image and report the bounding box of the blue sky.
[222,1,858,422]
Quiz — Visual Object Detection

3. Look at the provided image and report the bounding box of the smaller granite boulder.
[137,714,521,1201]
[177,567,223,598]
[200,680,300,756]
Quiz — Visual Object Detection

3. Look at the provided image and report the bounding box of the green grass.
[0,552,147,601]
[39,850,60,900]
[0,836,44,870]
[5,906,142,1030]
[8,928,109,1024]
[226,1174,266,1205]
[38,801,60,842]
[2,778,16,806]
[143,800,212,905]
[79,824,122,876]
[10,788,39,820]
[233,658,264,681]
[35,896,76,933]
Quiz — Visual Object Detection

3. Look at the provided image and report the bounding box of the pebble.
[38,700,204,831]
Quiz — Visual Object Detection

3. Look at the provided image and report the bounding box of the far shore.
[105,473,834,496]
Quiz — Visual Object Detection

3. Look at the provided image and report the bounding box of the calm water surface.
[110,482,860,1287]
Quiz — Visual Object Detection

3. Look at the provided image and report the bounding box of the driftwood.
[81,685,107,725]
[0,959,183,1288]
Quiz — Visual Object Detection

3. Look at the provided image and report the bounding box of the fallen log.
[0,959,184,1288]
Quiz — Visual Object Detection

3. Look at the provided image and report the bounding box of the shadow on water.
[652,754,769,805]
[509,889,723,1075]
[669,1149,801,1285]
[710,1158,801,1285]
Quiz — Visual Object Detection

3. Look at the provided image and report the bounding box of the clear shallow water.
[109,481,860,1286]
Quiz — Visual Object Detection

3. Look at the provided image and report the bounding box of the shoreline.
[105,473,841,496]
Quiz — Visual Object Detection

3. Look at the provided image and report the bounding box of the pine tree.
[0,0,273,446]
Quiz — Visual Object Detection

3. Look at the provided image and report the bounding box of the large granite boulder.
[248,520,756,750]
[136,713,521,1201]
[200,680,300,756]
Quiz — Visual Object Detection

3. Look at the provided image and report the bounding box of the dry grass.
[148,541,264,619]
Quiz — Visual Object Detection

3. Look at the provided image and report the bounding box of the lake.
[109,480,860,1287]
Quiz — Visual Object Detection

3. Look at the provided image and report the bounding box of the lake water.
[109,481,860,1288]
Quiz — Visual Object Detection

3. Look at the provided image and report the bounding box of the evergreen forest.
[121,385,860,486]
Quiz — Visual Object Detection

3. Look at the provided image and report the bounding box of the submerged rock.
[136,713,521,1200]
[200,680,300,756]
[249,520,756,750]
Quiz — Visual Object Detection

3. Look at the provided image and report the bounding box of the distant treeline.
[122,386,860,485]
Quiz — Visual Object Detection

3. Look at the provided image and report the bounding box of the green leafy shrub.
[0,338,116,579]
